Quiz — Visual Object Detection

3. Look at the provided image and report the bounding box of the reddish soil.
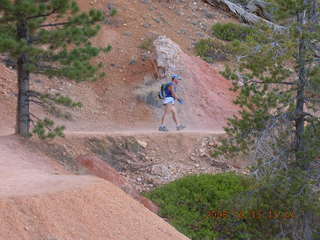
[0,135,189,240]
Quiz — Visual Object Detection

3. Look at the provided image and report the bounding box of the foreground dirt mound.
[0,136,189,240]
[0,179,189,240]
[76,154,160,213]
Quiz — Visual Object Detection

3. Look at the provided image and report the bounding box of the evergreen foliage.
[212,22,255,41]
[0,0,111,138]
[195,38,232,63]
[212,0,320,239]
[139,38,154,51]
[109,8,117,17]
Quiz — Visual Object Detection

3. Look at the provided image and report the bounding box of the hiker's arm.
[169,85,180,100]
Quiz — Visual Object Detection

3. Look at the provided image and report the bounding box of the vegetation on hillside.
[212,0,320,239]
[212,22,255,41]
[145,173,253,240]
[195,22,254,62]
[195,38,232,62]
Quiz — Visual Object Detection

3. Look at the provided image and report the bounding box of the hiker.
[159,74,186,132]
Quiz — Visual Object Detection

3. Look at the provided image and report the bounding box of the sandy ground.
[0,135,191,240]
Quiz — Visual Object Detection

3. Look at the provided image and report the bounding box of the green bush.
[212,22,255,41]
[195,38,232,63]
[145,172,320,240]
[144,173,252,240]
[109,8,118,17]
[139,38,154,51]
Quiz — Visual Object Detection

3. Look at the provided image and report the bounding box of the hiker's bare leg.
[171,105,180,126]
[161,104,170,125]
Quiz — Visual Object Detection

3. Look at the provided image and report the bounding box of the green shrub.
[212,22,255,41]
[145,172,320,240]
[139,38,153,51]
[144,173,252,240]
[109,8,118,17]
[195,38,232,63]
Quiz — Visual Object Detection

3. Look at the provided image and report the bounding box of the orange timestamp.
[206,209,296,220]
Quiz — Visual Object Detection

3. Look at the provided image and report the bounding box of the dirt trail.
[0,135,102,197]
[0,135,190,240]
[64,129,225,137]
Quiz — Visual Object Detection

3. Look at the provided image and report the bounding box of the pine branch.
[29,118,36,127]
[0,16,16,24]
[39,21,70,28]
[29,112,42,121]
[304,97,320,102]
[27,8,59,20]
[249,80,296,85]
[40,18,101,28]
[30,113,53,132]
[32,64,60,73]
[27,90,42,98]
[28,99,45,106]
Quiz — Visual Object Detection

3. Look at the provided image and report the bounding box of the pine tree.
[213,0,320,239]
[0,0,110,138]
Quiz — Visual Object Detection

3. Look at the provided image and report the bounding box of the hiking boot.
[159,126,169,132]
[176,125,186,131]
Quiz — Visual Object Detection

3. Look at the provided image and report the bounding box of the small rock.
[137,140,148,148]
[123,31,132,36]
[34,79,42,84]
[175,10,184,16]
[205,12,215,19]
[153,17,161,23]
[129,56,137,65]
[177,29,187,35]
[196,32,205,38]
[143,23,151,28]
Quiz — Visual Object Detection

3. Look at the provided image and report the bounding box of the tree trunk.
[295,7,308,161]
[296,3,314,240]
[16,19,30,137]
[295,38,306,158]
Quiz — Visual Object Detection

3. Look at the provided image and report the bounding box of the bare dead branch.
[202,0,286,31]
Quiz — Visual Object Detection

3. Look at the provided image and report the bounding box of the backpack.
[158,83,168,99]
